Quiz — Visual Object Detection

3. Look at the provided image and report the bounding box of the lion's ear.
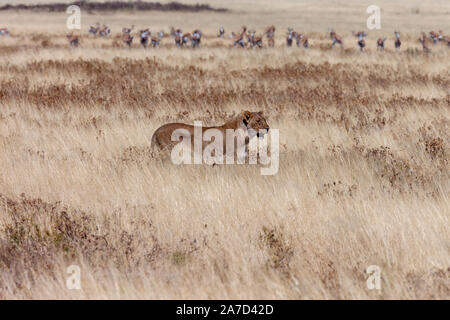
[242,110,252,120]
[242,110,252,126]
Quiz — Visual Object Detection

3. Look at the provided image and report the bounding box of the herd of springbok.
[0,24,449,52]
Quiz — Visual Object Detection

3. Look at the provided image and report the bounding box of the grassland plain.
[0,0,449,299]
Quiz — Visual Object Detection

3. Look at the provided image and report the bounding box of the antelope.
[247,30,263,48]
[181,32,191,47]
[419,32,431,52]
[218,26,225,38]
[99,25,110,37]
[191,29,202,48]
[286,28,294,47]
[123,33,133,47]
[66,33,79,47]
[122,25,134,35]
[442,35,450,46]
[88,23,100,37]
[264,25,276,47]
[151,32,164,48]
[246,31,253,47]
[330,30,343,48]
[171,27,183,47]
[394,31,401,50]
[232,26,247,48]
[435,31,449,45]
[353,31,367,51]
[429,31,440,44]
[377,38,386,51]
[296,33,308,48]
[140,29,150,48]
[0,27,10,36]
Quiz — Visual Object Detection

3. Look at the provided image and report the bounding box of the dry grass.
[0,0,449,299]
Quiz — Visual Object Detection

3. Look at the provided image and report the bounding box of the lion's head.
[242,110,270,138]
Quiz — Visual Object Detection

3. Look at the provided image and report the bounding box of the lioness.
[151,111,269,158]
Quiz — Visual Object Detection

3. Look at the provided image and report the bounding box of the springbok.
[181,32,191,47]
[429,31,440,44]
[330,30,343,48]
[286,28,294,47]
[247,30,263,48]
[296,33,308,48]
[99,25,111,37]
[377,38,386,51]
[353,31,367,51]
[191,29,202,48]
[264,25,276,47]
[218,26,225,38]
[122,25,134,35]
[88,23,100,37]
[394,31,401,50]
[0,27,10,36]
[435,31,449,45]
[66,33,79,47]
[151,32,164,48]
[123,33,133,47]
[419,32,431,52]
[171,27,183,47]
[140,29,150,48]
[442,35,450,46]
[232,26,247,48]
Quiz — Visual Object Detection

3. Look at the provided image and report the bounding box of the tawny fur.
[151,111,269,154]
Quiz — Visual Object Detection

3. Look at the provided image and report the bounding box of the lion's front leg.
[236,143,248,164]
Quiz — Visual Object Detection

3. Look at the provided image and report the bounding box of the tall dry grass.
[0,0,449,299]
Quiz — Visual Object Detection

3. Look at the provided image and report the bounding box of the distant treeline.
[0,1,228,12]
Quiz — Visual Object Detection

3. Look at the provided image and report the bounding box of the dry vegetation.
[0,0,449,299]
